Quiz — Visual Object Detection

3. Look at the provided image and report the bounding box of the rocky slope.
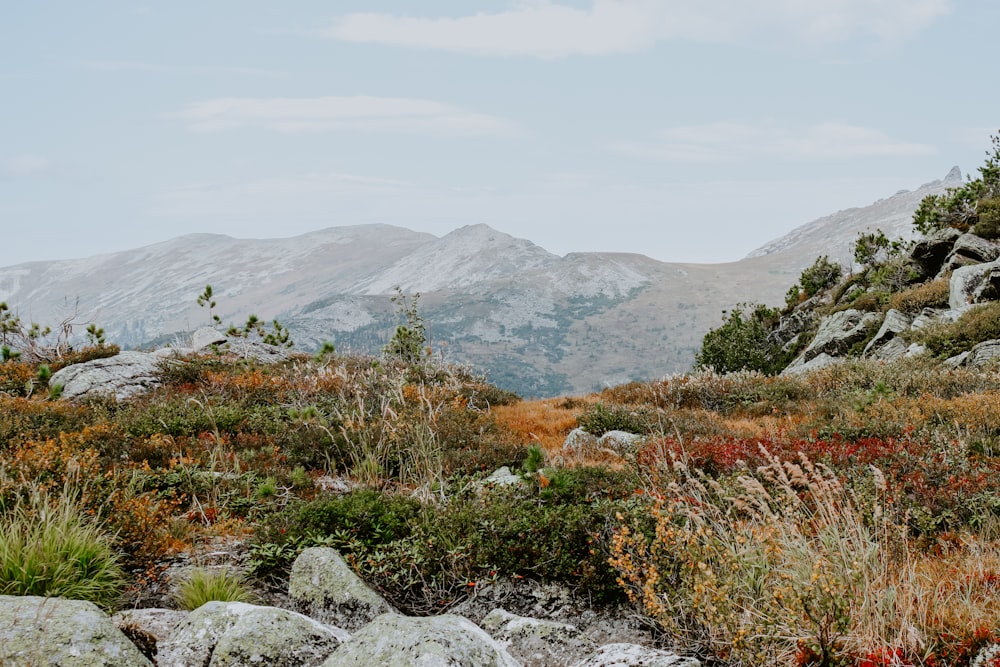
[0,170,960,396]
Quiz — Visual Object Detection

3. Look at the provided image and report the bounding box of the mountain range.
[0,168,962,396]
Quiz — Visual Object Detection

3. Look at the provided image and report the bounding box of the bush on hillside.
[907,301,1000,359]
[696,303,786,375]
[914,131,1000,234]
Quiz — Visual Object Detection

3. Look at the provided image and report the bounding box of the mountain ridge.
[0,170,960,396]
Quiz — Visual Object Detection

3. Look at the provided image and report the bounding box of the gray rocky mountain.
[0,170,961,396]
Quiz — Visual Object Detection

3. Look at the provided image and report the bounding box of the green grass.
[0,490,124,609]
[172,567,255,610]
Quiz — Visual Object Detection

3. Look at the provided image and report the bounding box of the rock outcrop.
[950,259,1000,310]
[784,309,882,372]
[157,601,348,667]
[0,595,152,666]
[289,547,395,631]
[50,350,164,401]
[570,643,701,667]
[862,309,913,361]
[910,227,962,277]
[482,608,597,667]
[320,613,519,667]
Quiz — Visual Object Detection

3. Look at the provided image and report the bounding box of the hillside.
[0,170,959,396]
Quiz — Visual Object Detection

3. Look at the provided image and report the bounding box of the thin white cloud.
[4,154,53,177]
[151,172,425,218]
[168,96,519,136]
[611,122,936,162]
[325,0,952,58]
[78,60,284,78]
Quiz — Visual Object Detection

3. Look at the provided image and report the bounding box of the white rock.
[289,547,395,631]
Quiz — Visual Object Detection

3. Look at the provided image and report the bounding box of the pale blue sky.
[1,1,996,266]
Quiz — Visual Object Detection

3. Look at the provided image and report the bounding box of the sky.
[1,1,997,267]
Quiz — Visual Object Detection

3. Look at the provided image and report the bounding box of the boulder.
[944,351,970,368]
[910,307,962,330]
[972,263,1000,302]
[909,227,962,277]
[949,259,1000,310]
[0,595,152,666]
[481,466,524,489]
[570,643,701,667]
[782,352,843,376]
[786,309,882,368]
[112,608,188,663]
[289,547,394,631]
[563,428,600,453]
[50,350,162,400]
[862,309,913,361]
[157,601,348,667]
[321,613,519,667]
[190,327,228,350]
[481,608,597,667]
[598,430,643,456]
[220,336,291,364]
[905,343,928,358]
[940,233,1000,274]
[966,340,1000,368]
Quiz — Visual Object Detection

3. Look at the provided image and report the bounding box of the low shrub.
[577,402,659,436]
[909,302,1000,358]
[889,276,952,313]
[0,490,124,609]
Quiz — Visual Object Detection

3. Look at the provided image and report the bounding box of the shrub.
[577,402,658,436]
[800,255,843,296]
[0,490,124,609]
[889,277,951,313]
[914,132,1000,235]
[908,302,1000,358]
[695,303,785,375]
[975,196,1000,239]
[172,567,255,610]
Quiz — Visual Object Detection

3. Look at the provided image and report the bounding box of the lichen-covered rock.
[950,259,1000,310]
[321,613,519,667]
[862,309,913,361]
[481,466,524,489]
[50,350,162,400]
[571,643,701,667]
[0,595,152,666]
[563,428,599,453]
[158,601,347,667]
[787,309,882,368]
[482,608,597,667]
[289,547,394,630]
[220,336,291,363]
[782,351,843,375]
[940,233,1000,274]
[112,608,188,664]
[966,340,1000,368]
[190,327,228,350]
[598,431,642,456]
[910,227,962,277]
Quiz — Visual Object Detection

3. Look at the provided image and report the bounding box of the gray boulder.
[862,309,913,361]
[113,608,188,663]
[481,466,524,489]
[50,350,162,400]
[482,608,597,667]
[190,327,228,350]
[950,259,1000,310]
[571,643,701,667]
[158,601,348,667]
[910,227,962,277]
[786,309,882,369]
[321,613,519,667]
[0,595,152,666]
[598,430,643,456]
[289,547,394,631]
[782,352,843,375]
[221,335,292,363]
[966,340,1000,368]
[563,427,600,454]
[940,233,1000,274]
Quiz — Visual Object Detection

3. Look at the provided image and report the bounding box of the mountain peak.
[944,165,963,183]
